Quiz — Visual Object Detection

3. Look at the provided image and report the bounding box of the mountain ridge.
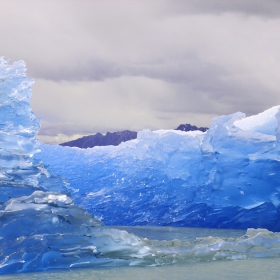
[60,124,208,148]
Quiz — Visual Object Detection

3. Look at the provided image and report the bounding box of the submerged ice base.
[38,107,280,230]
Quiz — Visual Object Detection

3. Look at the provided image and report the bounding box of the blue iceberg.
[2,57,280,275]
[38,104,280,230]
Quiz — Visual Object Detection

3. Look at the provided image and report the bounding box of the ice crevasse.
[2,57,280,274]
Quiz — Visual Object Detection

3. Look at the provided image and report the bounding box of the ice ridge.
[38,108,280,230]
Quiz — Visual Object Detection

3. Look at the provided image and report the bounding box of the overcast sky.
[2,0,280,144]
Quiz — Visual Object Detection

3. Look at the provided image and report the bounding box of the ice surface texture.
[38,107,280,230]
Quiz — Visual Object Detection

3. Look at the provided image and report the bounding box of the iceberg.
[38,107,280,230]
[2,57,280,275]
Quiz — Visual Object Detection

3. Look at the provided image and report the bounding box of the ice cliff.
[38,106,280,230]
[2,57,280,275]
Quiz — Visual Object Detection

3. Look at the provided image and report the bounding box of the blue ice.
[38,108,280,230]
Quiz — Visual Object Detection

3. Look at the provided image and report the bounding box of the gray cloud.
[38,121,98,137]
[162,0,280,17]
[2,1,280,143]
[33,59,124,82]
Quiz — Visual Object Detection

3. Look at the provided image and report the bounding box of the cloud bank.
[1,0,280,143]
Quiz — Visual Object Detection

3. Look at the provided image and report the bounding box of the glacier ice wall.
[38,107,280,230]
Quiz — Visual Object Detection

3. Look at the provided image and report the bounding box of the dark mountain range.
[60,130,137,148]
[175,124,208,132]
[60,124,208,148]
